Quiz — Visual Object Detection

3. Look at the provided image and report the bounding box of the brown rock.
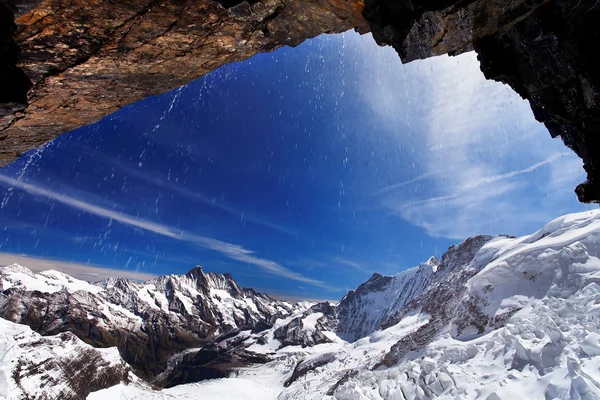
[0,0,367,166]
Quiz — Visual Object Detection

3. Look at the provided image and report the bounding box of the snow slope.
[89,377,281,400]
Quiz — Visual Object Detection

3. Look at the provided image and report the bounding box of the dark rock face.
[473,1,600,203]
[283,352,337,387]
[0,0,599,201]
[361,0,600,202]
[0,0,31,128]
[273,313,332,348]
[154,330,271,388]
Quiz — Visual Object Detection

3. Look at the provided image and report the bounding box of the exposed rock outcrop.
[0,0,599,202]
[0,0,367,166]
[273,312,333,348]
[0,317,132,400]
[153,330,271,388]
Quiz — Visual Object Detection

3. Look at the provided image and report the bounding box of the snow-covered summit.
[0,262,103,294]
[423,255,440,271]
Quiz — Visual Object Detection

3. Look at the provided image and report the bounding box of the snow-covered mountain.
[0,265,305,383]
[3,209,600,399]
[0,317,134,399]
[267,234,491,348]
[333,256,440,341]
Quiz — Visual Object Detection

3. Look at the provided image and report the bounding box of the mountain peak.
[423,256,440,272]
[1,263,34,276]
[354,272,393,294]
[425,256,440,266]
[438,235,493,272]
[95,276,132,290]
[185,265,207,280]
[367,272,383,282]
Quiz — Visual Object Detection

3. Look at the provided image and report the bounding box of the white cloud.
[343,32,588,239]
[0,175,332,290]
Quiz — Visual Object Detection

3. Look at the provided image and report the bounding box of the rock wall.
[362,0,600,202]
[0,0,367,165]
[1,0,599,202]
[0,1,32,125]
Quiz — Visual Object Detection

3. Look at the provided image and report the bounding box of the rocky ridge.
[247,234,494,353]
[0,264,304,383]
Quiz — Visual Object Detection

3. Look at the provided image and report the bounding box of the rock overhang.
[0,0,598,202]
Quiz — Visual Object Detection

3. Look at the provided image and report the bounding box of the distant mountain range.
[2,209,600,399]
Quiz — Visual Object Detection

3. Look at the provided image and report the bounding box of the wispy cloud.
[0,175,333,290]
[378,153,568,195]
[331,257,374,274]
[122,163,298,237]
[343,32,587,239]
[0,252,158,282]
[77,146,298,238]
[0,175,184,238]
[376,171,437,194]
[189,235,338,290]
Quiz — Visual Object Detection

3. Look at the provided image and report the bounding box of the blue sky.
[0,32,593,299]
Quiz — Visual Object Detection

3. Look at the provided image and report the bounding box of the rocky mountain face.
[0,265,302,382]
[266,235,493,349]
[0,0,598,202]
[334,256,440,341]
[0,316,133,399]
